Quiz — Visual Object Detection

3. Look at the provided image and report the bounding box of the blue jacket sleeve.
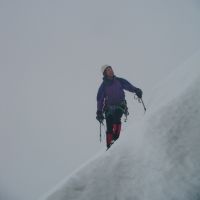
[96,82,105,111]
[118,77,137,93]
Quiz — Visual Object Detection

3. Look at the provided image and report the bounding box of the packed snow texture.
[41,52,200,200]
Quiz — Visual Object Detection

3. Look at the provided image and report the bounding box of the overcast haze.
[0,0,200,200]
[41,50,200,200]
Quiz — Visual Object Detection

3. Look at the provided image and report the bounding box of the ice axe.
[134,95,147,113]
[99,121,104,143]
[140,98,146,113]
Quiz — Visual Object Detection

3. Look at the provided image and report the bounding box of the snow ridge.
[40,51,200,200]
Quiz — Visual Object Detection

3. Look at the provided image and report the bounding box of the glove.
[135,88,143,99]
[96,110,104,123]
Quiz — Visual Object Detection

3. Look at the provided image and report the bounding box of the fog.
[0,0,200,199]
[41,50,200,200]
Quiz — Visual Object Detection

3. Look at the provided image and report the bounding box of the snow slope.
[40,51,200,200]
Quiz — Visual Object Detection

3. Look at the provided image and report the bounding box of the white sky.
[0,0,200,199]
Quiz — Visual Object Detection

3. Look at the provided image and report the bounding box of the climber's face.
[105,66,114,78]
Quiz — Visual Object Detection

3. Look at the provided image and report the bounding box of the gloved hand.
[135,88,143,99]
[96,110,104,123]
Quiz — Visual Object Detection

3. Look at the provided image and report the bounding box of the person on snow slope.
[96,65,143,149]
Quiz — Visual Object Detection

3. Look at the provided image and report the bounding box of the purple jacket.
[97,76,138,111]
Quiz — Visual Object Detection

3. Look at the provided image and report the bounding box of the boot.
[112,124,121,141]
[106,133,114,149]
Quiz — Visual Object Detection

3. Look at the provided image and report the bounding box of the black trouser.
[105,106,123,133]
[104,106,124,147]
